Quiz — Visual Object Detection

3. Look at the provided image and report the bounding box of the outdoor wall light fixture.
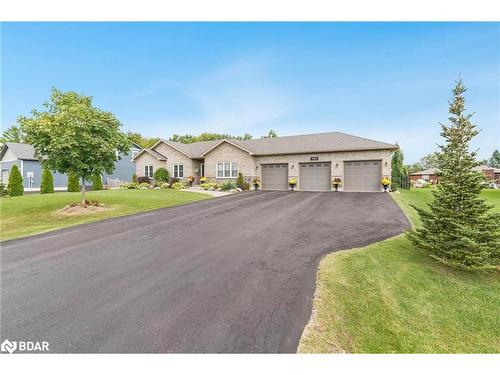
[335,163,339,168]
[291,164,295,169]
[256,165,259,170]
[385,161,388,166]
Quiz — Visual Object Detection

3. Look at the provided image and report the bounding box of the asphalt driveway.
[1,191,410,353]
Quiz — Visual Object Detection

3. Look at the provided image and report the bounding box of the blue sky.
[1,22,499,162]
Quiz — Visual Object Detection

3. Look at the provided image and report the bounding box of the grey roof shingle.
[158,131,397,158]
[1,142,38,160]
[2,142,143,161]
[162,139,221,158]
[132,148,167,160]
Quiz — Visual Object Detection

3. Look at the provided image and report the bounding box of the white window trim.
[144,165,153,178]
[216,161,238,178]
[173,164,184,178]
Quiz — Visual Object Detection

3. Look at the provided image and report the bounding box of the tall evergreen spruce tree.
[408,79,499,270]
[40,168,54,194]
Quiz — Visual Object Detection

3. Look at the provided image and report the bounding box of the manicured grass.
[298,188,500,353]
[0,189,211,241]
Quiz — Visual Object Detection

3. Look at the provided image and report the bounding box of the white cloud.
[137,57,292,136]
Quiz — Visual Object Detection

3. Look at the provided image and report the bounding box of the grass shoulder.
[298,188,500,353]
[0,189,211,241]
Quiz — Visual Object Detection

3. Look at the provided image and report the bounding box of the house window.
[217,162,238,178]
[174,164,184,178]
[144,165,153,178]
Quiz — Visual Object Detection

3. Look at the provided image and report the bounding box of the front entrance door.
[200,163,205,177]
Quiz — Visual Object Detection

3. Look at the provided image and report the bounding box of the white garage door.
[300,162,331,191]
[261,164,288,190]
[344,160,381,192]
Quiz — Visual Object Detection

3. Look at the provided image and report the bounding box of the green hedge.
[40,168,54,194]
[8,165,23,196]
[67,173,80,192]
[92,174,103,190]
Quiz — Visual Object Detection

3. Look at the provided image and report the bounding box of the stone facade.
[135,152,167,177]
[203,142,257,182]
[134,139,393,191]
[255,149,392,191]
[153,143,198,180]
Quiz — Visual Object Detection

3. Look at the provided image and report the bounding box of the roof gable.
[200,139,253,157]
[132,148,167,161]
[0,142,37,161]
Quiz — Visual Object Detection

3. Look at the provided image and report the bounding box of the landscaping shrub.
[7,165,23,196]
[92,174,103,190]
[201,182,220,191]
[67,173,80,192]
[160,182,170,189]
[220,180,237,191]
[137,176,151,184]
[252,177,261,190]
[153,168,169,182]
[132,173,137,183]
[40,168,54,194]
[390,182,398,192]
[169,177,179,184]
[236,172,245,189]
[138,182,150,189]
[171,181,186,190]
[0,182,8,197]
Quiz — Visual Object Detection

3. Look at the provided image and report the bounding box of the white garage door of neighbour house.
[343,160,381,192]
[261,164,288,190]
[299,162,331,191]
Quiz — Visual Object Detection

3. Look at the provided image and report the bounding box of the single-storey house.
[411,165,500,185]
[0,142,142,191]
[133,131,398,192]
[410,168,439,184]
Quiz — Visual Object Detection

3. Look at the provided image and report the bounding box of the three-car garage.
[260,159,382,192]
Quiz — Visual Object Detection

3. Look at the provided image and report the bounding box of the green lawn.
[298,188,500,353]
[0,189,211,241]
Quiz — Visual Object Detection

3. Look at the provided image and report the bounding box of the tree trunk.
[81,177,86,205]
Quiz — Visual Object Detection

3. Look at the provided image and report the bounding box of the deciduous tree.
[19,88,130,204]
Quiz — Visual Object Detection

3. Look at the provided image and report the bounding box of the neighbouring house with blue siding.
[0,142,141,191]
